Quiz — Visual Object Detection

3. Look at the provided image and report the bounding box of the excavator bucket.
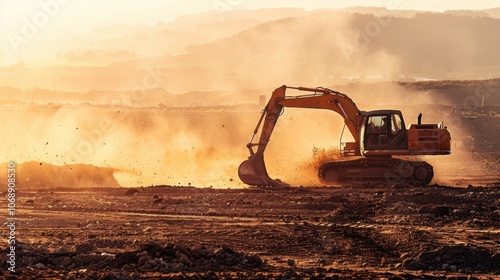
[238,153,288,187]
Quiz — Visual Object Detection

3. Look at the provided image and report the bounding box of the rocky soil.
[1,183,499,279]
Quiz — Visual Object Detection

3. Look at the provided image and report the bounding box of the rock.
[246,254,263,266]
[418,205,450,216]
[177,253,192,266]
[143,261,154,269]
[101,252,116,257]
[191,244,210,257]
[138,256,150,266]
[442,263,450,271]
[282,268,298,278]
[163,245,176,258]
[137,250,148,257]
[221,244,235,255]
[73,253,112,266]
[432,206,450,216]
[34,263,46,270]
[404,244,498,272]
[206,209,218,215]
[125,189,140,196]
[304,268,315,275]
[93,242,265,271]
[174,262,185,270]
[74,243,94,253]
[174,244,191,257]
[153,198,164,204]
[56,247,69,253]
[140,243,165,258]
[60,256,72,267]
[113,251,139,268]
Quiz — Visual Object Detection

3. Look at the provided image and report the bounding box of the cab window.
[367,116,388,133]
[391,113,402,134]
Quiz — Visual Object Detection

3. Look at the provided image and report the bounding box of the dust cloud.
[424,115,500,185]
[0,105,260,188]
[262,108,344,185]
[0,82,489,189]
[1,9,498,188]
[181,11,404,91]
[1,81,495,188]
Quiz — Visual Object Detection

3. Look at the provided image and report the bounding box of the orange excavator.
[238,85,451,187]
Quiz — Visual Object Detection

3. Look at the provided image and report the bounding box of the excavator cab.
[361,110,408,152]
[359,110,451,157]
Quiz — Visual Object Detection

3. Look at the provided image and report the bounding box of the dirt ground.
[1,183,499,279]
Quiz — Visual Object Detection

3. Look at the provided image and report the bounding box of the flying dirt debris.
[238,85,452,187]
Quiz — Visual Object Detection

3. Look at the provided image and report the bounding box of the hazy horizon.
[1,1,500,66]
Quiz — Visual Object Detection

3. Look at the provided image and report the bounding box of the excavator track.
[318,158,434,186]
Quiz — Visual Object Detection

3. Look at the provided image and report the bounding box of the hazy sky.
[1,0,499,65]
[1,0,499,27]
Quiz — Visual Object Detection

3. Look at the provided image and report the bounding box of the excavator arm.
[238,85,363,187]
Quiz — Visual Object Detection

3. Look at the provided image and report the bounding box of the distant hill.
[1,78,498,108]
[2,8,500,92]
[170,8,305,28]
[483,8,500,18]
[169,11,500,89]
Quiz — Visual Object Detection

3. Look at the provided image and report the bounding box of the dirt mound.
[1,161,120,189]
[404,244,500,273]
[1,242,262,277]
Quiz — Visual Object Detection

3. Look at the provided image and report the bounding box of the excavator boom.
[239,85,363,187]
